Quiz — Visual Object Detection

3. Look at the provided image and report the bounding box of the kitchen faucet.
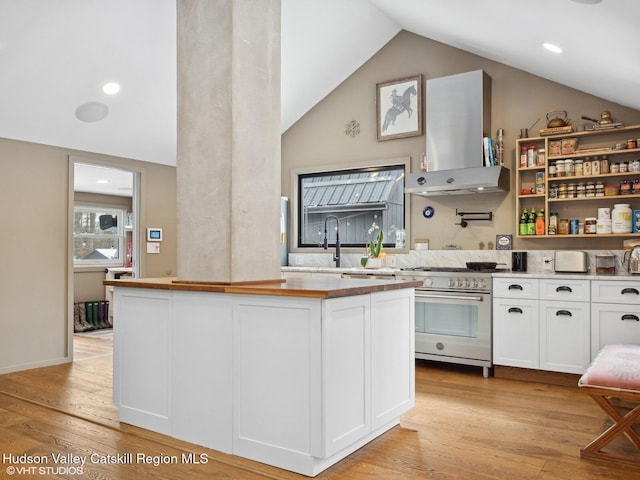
[323,215,341,268]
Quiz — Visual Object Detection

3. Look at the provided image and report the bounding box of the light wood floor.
[0,335,638,479]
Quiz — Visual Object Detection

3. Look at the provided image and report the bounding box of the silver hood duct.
[406,70,510,197]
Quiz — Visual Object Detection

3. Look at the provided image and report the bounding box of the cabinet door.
[540,279,590,303]
[493,277,539,299]
[322,295,371,457]
[233,296,323,460]
[172,292,233,453]
[493,298,539,368]
[113,288,172,434]
[370,289,415,430]
[591,303,640,359]
[539,301,590,374]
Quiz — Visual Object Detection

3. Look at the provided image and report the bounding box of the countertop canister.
[612,204,632,233]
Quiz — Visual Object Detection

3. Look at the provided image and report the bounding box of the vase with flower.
[361,229,385,268]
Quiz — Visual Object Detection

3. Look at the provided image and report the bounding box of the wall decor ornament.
[376,74,422,141]
[345,120,360,137]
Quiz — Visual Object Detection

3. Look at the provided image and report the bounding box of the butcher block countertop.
[104,276,422,299]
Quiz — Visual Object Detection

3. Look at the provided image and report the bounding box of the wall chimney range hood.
[405,166,510,196]
[406,70,509,197]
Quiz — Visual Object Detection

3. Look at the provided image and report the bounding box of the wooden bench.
[578,344,640,468]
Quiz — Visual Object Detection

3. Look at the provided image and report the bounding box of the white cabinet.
[538,279,591,374]
[113,288,172,434]
[370,289,415,430]
[493,277,591,374]
[493,277,539,299]
[591,280,640,359]
[172,292,233,453]
[493,297,539,369]
[539,300,590,374]
[112,285,415,477]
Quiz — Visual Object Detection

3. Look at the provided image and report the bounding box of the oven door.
[414,289,491,362]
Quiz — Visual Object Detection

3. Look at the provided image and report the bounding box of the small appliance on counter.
[554,250,589,273]
[511,251,527,272]
[595,255,616,274]
[623,245,640,274]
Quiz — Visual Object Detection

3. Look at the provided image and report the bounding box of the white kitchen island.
[104,276,418,477]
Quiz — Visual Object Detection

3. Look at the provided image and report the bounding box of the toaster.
[554,251,589,273]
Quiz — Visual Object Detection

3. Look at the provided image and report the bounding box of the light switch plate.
[147,242,160,254]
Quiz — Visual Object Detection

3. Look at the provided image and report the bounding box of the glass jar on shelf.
[574,159,583,176]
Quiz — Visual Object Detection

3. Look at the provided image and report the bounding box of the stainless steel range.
[397,267,498,378]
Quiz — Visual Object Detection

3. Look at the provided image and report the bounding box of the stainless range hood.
[405,166,510,196]
[406,70,509,196]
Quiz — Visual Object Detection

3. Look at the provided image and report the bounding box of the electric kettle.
[624,246,640,274]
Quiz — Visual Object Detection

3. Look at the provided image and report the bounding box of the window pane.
[73,205,125,265]
[73,237,121,261]
[298,165,405,247]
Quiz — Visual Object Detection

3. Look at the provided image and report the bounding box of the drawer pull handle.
[556,310,572,317]
[621,314,640,322]
[508,307,523,314]
[621,288,640,295]
[508,284,523,291]
[556,286,572,293]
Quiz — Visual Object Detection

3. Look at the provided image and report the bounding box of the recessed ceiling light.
[102,82,121,95]
[96,179,109,184]
[75,102,109,122]
[542,42,563,54]
[570,0,602,5]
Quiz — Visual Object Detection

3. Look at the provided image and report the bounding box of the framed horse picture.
[376,74,422,141]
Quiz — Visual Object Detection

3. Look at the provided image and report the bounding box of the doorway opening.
[68,159,141,355]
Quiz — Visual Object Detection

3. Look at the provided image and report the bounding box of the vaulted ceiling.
[1,0,638,172]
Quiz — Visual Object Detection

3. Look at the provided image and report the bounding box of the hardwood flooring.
[0,336,638,479]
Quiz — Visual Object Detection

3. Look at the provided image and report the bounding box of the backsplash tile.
[289,249,630,274]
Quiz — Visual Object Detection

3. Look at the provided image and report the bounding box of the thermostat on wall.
[147,228,163,242]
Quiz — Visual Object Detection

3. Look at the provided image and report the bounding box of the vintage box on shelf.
[561,138,578,155]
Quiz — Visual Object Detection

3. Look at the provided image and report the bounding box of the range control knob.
[423,278,433,287]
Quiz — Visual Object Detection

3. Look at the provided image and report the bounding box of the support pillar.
[176,0,281,283]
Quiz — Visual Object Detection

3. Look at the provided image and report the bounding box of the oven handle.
[415,292,484,302]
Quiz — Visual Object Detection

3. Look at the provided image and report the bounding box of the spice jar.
[620,161,628,173]
[537,148,546,166]
[565,159,574,176]
[591,157,600,175]
[558,183,568,198]
[585,181,596,197]
[611,162,619,173]
[583,158,592,175]
[527,146,537,167]
[548,163,557,177]
[585,217,597,234]
[600,156,609,174]
[595,181,605,197]
[558,218,570,235]
[574,159,583,176]
[520,146,528,168]
[567,182,576,198]
[576,182,586,198]
[620,179,632,194]
[627,139,637,149]
[630,159,640,172]
[555,160,565,177]
[548,184,558,198]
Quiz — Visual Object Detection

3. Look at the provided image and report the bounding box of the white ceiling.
[2,0,639,194]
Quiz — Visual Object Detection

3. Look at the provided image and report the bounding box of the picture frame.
[376,74,422,141]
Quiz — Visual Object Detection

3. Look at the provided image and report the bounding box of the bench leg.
[581,394,640,468]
